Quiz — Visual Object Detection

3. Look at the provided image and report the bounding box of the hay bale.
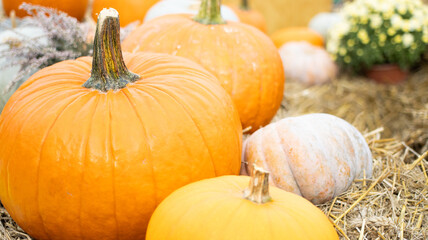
[277,66,428,146]
[274,66,428,239]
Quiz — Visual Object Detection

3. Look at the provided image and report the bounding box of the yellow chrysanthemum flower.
[344,56,351,63]
[358,30,370,44]
[394,35,402,43]
[379,33,387,42]
[387,28,396,36]
[423,34,428,43]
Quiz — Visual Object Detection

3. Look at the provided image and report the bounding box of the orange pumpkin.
[146,166,339,240]
[3,0,89,21]
[228,0,267,33]
[243,113,373,204]
[123,0,284,132]
[0,8,242,240]
[92,0,159,26]
[270,27,324,48]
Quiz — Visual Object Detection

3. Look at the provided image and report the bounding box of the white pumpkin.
[309,12,343,39]
[144,0,240,22]
[0,23,47,112]
[243,113,373,204]
[279,41,337,85]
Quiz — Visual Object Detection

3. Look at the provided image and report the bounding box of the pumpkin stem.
[82,8,140,92]
[193,0,226,25]
[241,0,249,10]
[244,165,272,204]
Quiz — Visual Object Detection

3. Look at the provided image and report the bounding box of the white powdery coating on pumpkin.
[244,113,373,204]
[278,41,337,85]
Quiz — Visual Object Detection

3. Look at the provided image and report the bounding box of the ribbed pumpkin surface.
[146,175,339,240]
[122,14,284,132]
[0,53,242,240]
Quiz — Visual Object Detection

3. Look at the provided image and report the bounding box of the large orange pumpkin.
[270,27,324,48]
[92,0,159,26]
[3,0,89,21]
[146,166,339,239]
[0,8,242,240]
[123,0,284,132]
[228,0,267,33]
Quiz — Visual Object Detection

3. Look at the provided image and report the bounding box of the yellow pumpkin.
[146,166,339,239]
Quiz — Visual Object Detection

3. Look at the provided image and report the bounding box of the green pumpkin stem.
[241,0,249,10]
[244,165,272,204]
[193,0,226,25]
[83,8,140,92]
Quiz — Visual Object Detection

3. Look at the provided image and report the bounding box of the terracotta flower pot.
[366,64,408,84]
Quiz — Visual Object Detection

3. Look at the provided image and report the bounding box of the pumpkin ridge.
[160,191,225,239]
[1,85,82,124]
[267,202,314,239]
[230,24,283,129]
[0,87,85,186]
[215,197,246,234]
[136,68,241,157]
[139,84,218,176]
[322,117,357,192]
[200,194,247,238]
[122,14,284,132]
[16,57,93,92]
[282,122,336,202]
[163,187,244,239]
[120,89,158,205]
[1,89,87,235]
[309,127,337,200]
[258,31,284,127]
[340,120,365,178]
[255,130,273,187]
[272,124,303,196]
[107,96,120,240]
[2,60,93,111]
[246,126,265,173]
[174,22,196,57]
[142,70,240,145]
[36,92,93,239]
[78,95,101,240]
[252,29,265,129]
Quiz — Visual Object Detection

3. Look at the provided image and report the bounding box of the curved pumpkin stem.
[244,165,272,204]
[83,8,140,92]
[193,0,225,25]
